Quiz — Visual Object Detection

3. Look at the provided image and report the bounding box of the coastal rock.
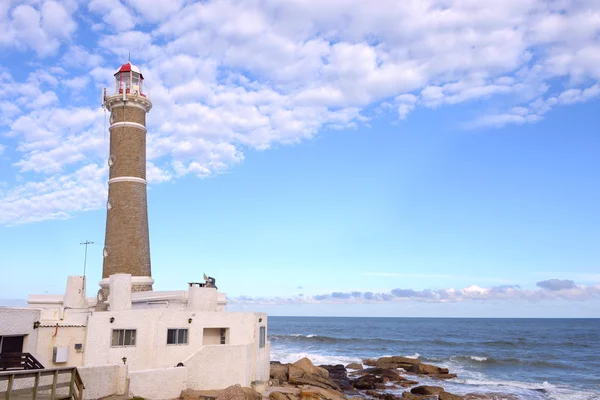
[181,389,221,400]
[375,357,419,371]
[299,386,347,400]
[410,386,445,395]
[364,391,402,400]
[345,363,363,370]
[271,362,290,382]
[363,359,377,366]
[288,376,342,393]
[401,393,435,400]
[216,385,247,400]
[410,363,448,375]
[439,392,464,400]
[397,380,419,388]
[319,365,355,391]
[358,367,405,382]
[270,392,300,400]
[430,373,457,380]
[463,394,520,400]
[293,358,330,379]
[352,374,383,390]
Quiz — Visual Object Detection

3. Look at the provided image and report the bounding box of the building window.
[167,329,188,345]
[111,329,136,347]
[259,327,266,348]
[220,328,226,344]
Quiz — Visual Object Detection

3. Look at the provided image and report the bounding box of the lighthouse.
[99,61,153,305]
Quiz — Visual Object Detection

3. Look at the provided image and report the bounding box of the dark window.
[259,327,266,348]
[167,329,188,345]
[220,328,226,344]
[111,329,136,347]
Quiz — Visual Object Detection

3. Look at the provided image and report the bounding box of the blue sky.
[1,0,600,317]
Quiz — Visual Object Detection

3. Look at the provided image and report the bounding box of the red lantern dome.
[114,62,145,97]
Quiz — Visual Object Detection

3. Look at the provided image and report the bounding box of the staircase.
[0,353,44,371]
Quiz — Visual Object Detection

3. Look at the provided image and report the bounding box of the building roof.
[114,61,144,78]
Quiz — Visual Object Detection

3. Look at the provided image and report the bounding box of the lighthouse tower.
[99,62,153,304]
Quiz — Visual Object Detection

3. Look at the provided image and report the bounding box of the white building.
[1,274,270,400]
[0,61,270,400]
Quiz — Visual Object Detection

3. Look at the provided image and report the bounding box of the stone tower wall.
[101,99,152,293]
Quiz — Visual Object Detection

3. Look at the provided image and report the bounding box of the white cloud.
[2,0,600,224]
[229,280,600,305]
[88,0,136,32]
[0,1,77,56]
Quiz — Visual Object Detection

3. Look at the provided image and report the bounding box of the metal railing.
[0,367,84,400]
[0,354,44,371]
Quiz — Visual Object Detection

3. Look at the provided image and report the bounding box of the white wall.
[129,367,187,400]
[0,307,40,356]
[79,364,125,400]
[85,309,265,371]
[35,325,87,368]
[184,344,251,390]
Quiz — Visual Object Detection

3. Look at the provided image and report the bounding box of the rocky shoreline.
[179,355,518,400]
[266,356,517,400]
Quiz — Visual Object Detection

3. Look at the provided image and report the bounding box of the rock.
[181,389,221,400]
[293,358,321,377]
[241,388,262,400]
[216,385,246,400]
[363,359,377,366]
[289,365,305,380]
[299,386,347,400]
[439,392,464,400]
[430,374,457,380]
[352,374,383,390]
[358,368,404,382]
[271,363,290,382]
[388,357,421,365]
[398,380,418,388]
[270,392,300,400]
[319,365,354,392]
[463,394,520,400]
[288,376,342,393]
[410,386,445,395]
[410,363,445,375]
[315,367,330,379]
[345,363,363,370]
[401,393,425,400]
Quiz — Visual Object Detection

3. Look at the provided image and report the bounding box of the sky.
[1,0,600,317]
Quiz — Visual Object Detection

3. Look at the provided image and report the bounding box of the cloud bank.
[229,280,600,305]
[1,0,600,224]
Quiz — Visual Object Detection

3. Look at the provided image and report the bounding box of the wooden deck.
[0,367,84,400]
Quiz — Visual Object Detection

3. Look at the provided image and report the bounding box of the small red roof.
[114,62,143,79]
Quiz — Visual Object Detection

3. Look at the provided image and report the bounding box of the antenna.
[80,241,94,277]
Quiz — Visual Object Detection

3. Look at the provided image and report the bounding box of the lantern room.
[114,61,145,96]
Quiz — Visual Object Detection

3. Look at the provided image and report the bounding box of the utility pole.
[80,241,94,277]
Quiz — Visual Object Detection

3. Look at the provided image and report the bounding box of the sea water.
[268,317,600,400]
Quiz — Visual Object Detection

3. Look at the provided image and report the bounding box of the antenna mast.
[80,240,94,277]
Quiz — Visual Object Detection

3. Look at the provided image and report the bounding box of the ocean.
[268,317,600,400]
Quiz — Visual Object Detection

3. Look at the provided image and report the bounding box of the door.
[0,335,24,353]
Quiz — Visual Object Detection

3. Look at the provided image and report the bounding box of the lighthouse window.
[108,156,115,167]
[103,248,108,258]
[106,200,112,210]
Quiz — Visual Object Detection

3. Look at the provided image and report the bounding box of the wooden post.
[50,370,58,400]
[69,369,76,399]
[5,374,14,400]
[32,371,40,400]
